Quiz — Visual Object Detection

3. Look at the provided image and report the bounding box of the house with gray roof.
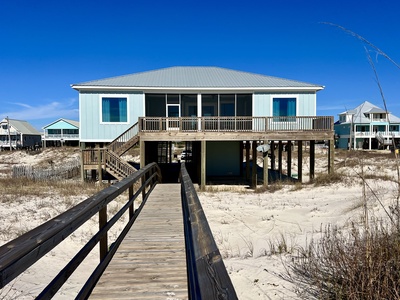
[0,118,41,150]
[72,66,334,187]
[42,118,80,147]
[334,100,400,150]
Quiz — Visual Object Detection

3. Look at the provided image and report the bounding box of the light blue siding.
[45,120,78,130]
[80,91,144,142]
[334,123,351,149]
[254,92,316,117]
[253,94,271,117]
[297,93,316,116]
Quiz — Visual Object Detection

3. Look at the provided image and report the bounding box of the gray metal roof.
[1,118,41,135]
[340,101,400,123]
[43,118,79,129]
[72,66,324,90]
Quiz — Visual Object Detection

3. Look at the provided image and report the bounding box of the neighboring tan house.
[71,66,334,187]
[0,118,41,150]
[42,118,79,147]
[334,101,400,150]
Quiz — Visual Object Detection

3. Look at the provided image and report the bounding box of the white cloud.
[2,98,79,121]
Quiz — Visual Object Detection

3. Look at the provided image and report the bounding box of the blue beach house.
[334,101,400,150]
[42,118,79,147]
[71,66,334,187]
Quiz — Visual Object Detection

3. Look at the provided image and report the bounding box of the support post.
[263,140,268,187]
[80,145,85,182]
[310,140,315,181]
[140,140,145,168]
[270,141,275,170]
[240,141,244,177]
[287,141,292,178]
[278,141,283,180]
[252,141,257,188]
[201,140,206,190]
[328,138,335,174]
[298,140,303,182]
[246,141,250,181]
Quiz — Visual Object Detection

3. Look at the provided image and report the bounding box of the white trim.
[79,94,82,141]
[80,138,115,143]
[142,93,146,117]
[72,85,324,92]
[99,94,130,124]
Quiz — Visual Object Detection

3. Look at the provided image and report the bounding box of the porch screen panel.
[236,94,252,116]
[202,94,218,116]
[145,94,166,117]
[220,95,235,116]
[181,94,198,130]
[181,94,197,117]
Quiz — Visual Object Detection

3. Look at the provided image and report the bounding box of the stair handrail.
[107,122,139,154]
[105,149,137,178]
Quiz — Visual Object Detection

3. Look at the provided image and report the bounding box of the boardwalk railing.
[180,163,238,299]
[140,116,333,132]
[0,163,161,299]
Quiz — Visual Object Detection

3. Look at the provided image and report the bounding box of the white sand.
[0,148,398,299]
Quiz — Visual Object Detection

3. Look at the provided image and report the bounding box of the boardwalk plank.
[90,184,188,300]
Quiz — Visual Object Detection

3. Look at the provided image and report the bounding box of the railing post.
[265,117,268,132]
[99,206,108,261]
[129,185,134,219]
[97,148,103,184]
[80,150,85,182]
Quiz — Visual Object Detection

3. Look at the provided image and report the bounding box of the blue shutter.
[119,98,127,122]
[102,98,111,122]
[288,98,296,116]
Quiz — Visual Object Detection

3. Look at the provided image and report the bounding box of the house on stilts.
[71,66,334,188]
[334,101,400,150]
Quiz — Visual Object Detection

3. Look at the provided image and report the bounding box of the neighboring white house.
[0,118,41,150]
[334,101,400,150]
[42,118,79,147]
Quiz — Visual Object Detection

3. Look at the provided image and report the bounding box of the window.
[102,97,127,122]
[48,129,61,135]
[64,129,78,135]
[273,97,296,117]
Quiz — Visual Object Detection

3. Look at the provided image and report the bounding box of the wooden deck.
[90,184,188,300]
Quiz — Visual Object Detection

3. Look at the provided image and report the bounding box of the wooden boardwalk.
[90,184,188,300]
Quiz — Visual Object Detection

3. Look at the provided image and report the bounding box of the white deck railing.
[139,116,333,133]
[43,134,79,139]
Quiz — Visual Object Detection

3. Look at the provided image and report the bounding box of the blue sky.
[1,0,399,130]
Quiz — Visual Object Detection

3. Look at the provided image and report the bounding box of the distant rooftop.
[0,118,41,135]
[339,101,400,123]
[72,66,324,90]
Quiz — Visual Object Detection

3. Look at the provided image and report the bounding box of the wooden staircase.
[81,123,140,181]
[104,122,141,180]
